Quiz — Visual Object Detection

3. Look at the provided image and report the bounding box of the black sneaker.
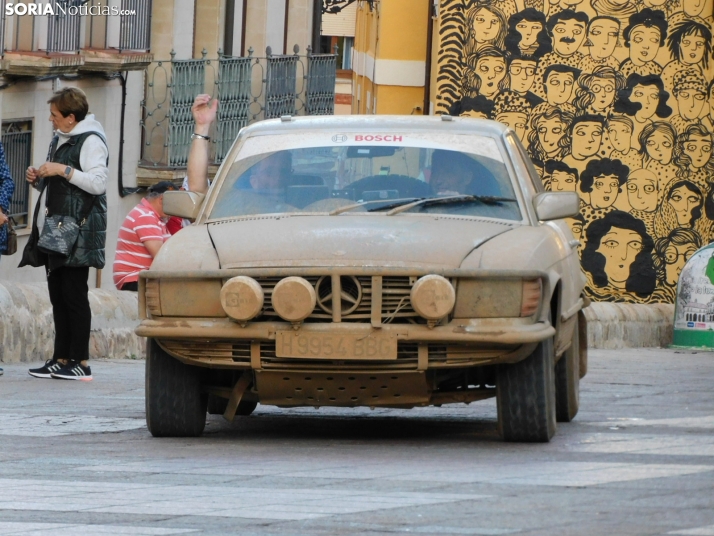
[29,359,64,379]
[51,361,93,381]
[0,367,3,376]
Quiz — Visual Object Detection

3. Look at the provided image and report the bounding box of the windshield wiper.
[329,197,421,216]
[386,195,518,216]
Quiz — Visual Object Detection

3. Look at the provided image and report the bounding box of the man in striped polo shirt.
[113,181,175,291]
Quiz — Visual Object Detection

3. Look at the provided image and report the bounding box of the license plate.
[275,331,398,360]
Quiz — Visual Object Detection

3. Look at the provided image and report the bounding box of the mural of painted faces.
[641,0,670,10]
[580,157,629,208]
[581,210,656,297]
[568,216,585,241]
[681,0,707,17]
[551,17,587,57]
[536,116,568,157]
[515,18,543,51]
[571,118,604,159]
[658,230,701,285]
[544,67,578,105]
[433,0,714,306]
[675,84,707,121]
[682,131,713,169]
[590,74,617,113]
[678,28,708,67]
[596,226,645,288]
[496,111,529,142]
[509,59,538,93]
[591,174,622,208]
[551,169,578,191]
[628,25,662,66]
[627,168,659,211]
[630,83,664,121]
[587,17,620,61]
[476,55,508,98]
[472,7,506,48]
[644,128,674,164]
[668,181,703,226]
[608,120,633,153]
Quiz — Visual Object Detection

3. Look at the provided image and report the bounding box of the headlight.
[271,277,317,322]
[157,279,225,317]
[453,279,541,318]
[410,275,456,320]
[220,276,264,322]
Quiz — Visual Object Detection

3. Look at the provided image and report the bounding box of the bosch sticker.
[354,134,403,142]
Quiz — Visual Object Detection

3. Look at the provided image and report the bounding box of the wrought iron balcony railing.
[140,46,337,169]
[0,0,150,55]
[84,0,150,51]
[119,0,151,50]
[46,0,81,53]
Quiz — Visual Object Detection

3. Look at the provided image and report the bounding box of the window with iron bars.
[1,121,32,228]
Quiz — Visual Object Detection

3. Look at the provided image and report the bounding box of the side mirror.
[163,190,206,220]
[533,192,580,221]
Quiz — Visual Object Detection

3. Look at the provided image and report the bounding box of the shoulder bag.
[5,216,17,255]
[37,196,97,257]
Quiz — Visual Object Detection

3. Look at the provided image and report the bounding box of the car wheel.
[497,338,556,442]
[145,339,207,437]
[555,320,580,423]
[207,395,258,416]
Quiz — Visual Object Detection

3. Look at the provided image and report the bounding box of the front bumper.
[136,317,555,371]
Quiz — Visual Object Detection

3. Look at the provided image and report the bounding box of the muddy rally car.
[137,115,587,442]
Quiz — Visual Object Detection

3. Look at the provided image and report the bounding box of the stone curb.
[0,281,144,364]
[583,302,675,349]
[0,280,676,362]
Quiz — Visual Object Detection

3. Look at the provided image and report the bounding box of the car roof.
[239,114,510,138]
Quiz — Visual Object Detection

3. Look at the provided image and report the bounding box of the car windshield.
[208,133,522,221]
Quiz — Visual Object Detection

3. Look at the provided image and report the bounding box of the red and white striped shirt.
[113,198,170,289]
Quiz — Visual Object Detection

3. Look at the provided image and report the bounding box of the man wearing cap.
[113,181,175,291]
[670,69,708,135]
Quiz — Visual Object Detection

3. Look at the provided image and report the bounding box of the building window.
[1,120,32,228]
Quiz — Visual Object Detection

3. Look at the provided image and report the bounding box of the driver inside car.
[429,149,501,197]
[236,151,292,191]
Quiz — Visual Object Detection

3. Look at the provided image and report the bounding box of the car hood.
[207,215,518,269]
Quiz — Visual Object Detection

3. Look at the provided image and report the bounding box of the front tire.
[497,338,556,442]
[145,339,207,437]
[555,320,580,422]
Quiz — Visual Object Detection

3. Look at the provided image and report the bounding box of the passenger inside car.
[430,149,502,197]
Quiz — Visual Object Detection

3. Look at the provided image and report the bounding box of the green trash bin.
[673,242,714,349]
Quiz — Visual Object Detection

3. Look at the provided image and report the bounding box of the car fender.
[151,225,220,272]
[460,224,583,338]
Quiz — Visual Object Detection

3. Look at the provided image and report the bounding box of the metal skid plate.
[255,371,430,407]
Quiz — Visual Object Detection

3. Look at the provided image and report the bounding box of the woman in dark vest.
[25,87,108,381]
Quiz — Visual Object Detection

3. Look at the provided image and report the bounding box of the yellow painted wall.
[194,0,223,58]
[375,86,425,115]
[377,0,429,62]
[352,0,430,115]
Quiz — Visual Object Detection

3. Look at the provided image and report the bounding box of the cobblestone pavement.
[0,348,713,535]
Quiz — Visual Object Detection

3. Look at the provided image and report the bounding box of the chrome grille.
[255,275,419,323]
